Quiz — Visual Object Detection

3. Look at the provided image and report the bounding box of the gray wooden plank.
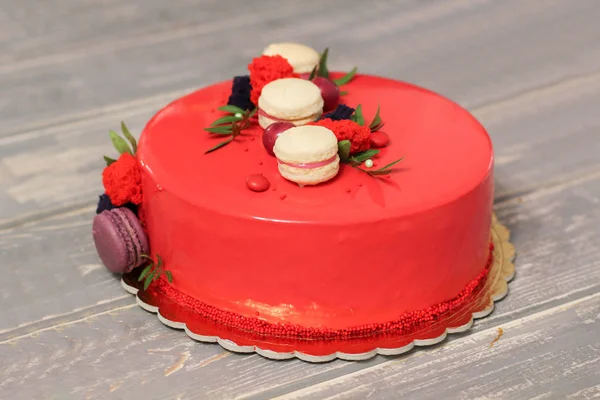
[1,169,599,399]
[2,0,600,137]
[273,293,600,400]
[2,65,600,227]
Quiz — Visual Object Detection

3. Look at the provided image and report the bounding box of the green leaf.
[248,108,258,118]
[156,254,163,268]
[351,104,365,126]
[165,270,173,283]
[143,271,155,291]
[211,115,242,126]
[339,91,349,96]
[218,105,246,114]
[337,140,351,163]
[376,157,405,171]
[366,169,393,176]
[369,105,382,131]
[120,121,137,154]
[308,65,317,80]
[204,126,233,134]
[109,130,132,155]
[205,138,233,154]
[333,67,357,86]
[370,122,385,132]
[351,149,380,163]
[317,48,330,78]
[104,155,116,166]
[138,264,153,281]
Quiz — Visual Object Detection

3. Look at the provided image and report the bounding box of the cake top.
[137,74,493,223]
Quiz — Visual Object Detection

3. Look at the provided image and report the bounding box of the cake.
[93,44,498,350]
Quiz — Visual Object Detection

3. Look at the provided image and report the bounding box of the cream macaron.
[273,125,340,186]
[262,42,320,74]
[258,78,324,129]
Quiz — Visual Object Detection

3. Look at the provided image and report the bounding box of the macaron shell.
[273,125,338,163]
[92,211,130,273]
[258,110,322,129]
[258,78,323,120]
[113,208,149,271]
[92,208,149,274]
[262,42,320,74]
[278,155,340,185]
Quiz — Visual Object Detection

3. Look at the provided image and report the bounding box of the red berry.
[262,122,294,156]
[311,77,340,111]
[370,131,390,148]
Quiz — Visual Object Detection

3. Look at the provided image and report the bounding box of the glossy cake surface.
[137,74,494,332]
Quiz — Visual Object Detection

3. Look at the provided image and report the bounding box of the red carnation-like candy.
[102,152,143,206]
[248,55,295,105]
[311,118,371,154]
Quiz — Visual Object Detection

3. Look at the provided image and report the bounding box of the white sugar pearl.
[235,113,243,118]
[365,159,374,168]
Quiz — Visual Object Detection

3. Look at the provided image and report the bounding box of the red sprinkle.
[155,244,495,340]
[102,153,143,206]
[280,194,287,200]
[346,188,351,193]
[259,161,263,166]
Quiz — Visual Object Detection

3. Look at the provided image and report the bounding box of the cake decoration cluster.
[203,42,404,186]
[93,122,172,288]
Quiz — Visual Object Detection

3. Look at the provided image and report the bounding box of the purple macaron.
[92,208,149,274]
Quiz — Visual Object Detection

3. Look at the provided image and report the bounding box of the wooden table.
[1,1,599,398]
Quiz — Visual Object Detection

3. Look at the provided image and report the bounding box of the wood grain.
[273,293,600,400]
[2,0,600,398]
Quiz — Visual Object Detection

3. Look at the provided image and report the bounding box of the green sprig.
[317,48,330,78]
[137,253,173,291]
[333,67,358,86]
[369,105,384,132]
[336,145,405,178]
[204,107,256,154]
[311,49,358,90]
[350,104,365,126]
[104,121,138,165]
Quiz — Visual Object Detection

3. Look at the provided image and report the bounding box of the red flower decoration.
[248,55,295,105]
[102,153,143,206]
[311,118,371,154]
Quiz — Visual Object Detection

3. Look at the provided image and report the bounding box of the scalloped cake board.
[121,215,515,363]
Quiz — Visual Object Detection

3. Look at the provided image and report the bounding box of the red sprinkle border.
[155,243,494,340]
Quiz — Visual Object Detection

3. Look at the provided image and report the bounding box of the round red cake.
[132,73,494,339]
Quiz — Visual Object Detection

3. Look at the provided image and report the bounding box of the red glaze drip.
[277,154,337,169]
[137,73,494,331]
[154,244,493,340]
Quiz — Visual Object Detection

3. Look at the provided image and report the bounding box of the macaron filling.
[277,154,338,169]
[258,108,319,124]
